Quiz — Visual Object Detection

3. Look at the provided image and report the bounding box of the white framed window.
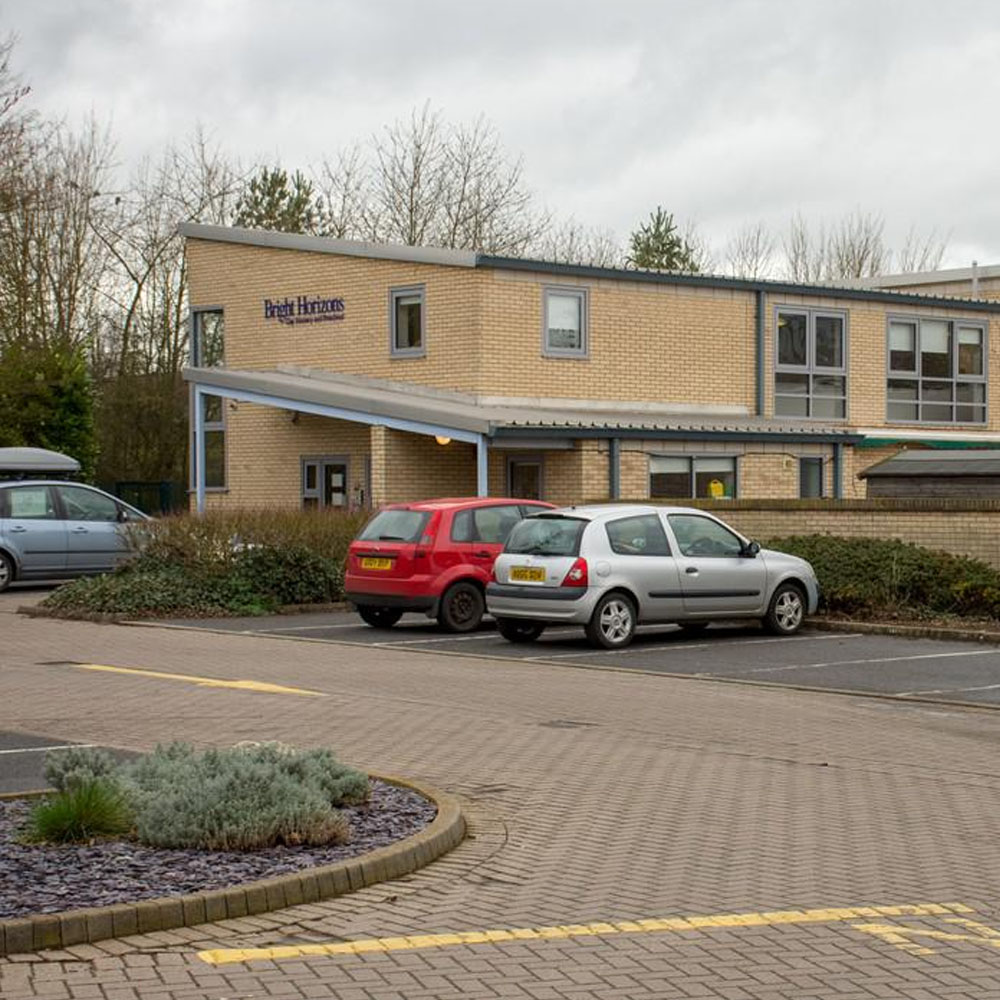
[774,308,847,419]
[649,456,737,499]
[543,286,588,357]
[390,285,425,356]
[887,315,987,424]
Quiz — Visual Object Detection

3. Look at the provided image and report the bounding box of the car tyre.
[0,551,12,593]
[763,583,805,635]
[356,605,404,629]
[585,592,637,649]
[438,581,485,633]
[495,617,546,643]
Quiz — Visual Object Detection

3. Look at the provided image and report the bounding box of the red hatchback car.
[345,497,554,632]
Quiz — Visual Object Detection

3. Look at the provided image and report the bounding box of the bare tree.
[895,226,948,273]
[826,210,889,278]
[782,212,830,283]
[315,142,375,240]
[533,218,621,267]
[724,221,776,279]
[370,104,447,247]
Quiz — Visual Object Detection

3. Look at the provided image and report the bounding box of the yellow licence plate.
[510,566,546,583]
[360,557,394,570]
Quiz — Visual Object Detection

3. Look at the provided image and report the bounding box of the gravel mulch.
[0,780,435,919]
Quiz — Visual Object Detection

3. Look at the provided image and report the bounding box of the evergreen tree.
[233,166,321,234]
[626,206,700,271]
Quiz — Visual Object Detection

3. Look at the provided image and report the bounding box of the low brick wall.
[608,498,1000,569]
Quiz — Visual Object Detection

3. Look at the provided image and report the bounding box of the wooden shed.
[859,449,1000,497]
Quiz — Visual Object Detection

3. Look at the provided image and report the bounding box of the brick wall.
[637,499,1000,569]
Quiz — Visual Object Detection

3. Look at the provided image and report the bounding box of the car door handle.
[71,526,89,533]
[9,525,27,533]
[474,550,492,559]
[685,567,699,575]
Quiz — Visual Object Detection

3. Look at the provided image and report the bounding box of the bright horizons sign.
[264,295,345,326]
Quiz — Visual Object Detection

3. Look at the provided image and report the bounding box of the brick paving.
[2,598,1000,997]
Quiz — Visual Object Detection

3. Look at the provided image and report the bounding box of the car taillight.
[561,557,588,587]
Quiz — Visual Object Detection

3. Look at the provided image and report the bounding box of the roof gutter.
[489,425,864,445]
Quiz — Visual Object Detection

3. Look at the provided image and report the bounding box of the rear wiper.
[377,534,407,541]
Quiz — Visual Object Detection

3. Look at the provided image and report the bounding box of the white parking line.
[377,628,582,647]
[899,681,1000,697]
[731,648,1000,676]
[0,743,96,755]
[249,623,364,632]
[716,632,864,647]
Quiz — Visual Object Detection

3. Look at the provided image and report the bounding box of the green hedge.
[42,507,368,617]
[768,534,1000,620]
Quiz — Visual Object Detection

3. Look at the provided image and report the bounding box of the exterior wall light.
[435,436,452,446]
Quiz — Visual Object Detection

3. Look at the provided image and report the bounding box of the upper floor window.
[191,309,224,367]
[390,286,425,356]
[774,309,846,419]
[543,286,588,357]
[887,317,986,424]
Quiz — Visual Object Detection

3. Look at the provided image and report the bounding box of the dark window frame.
[389,285,426,357]
[885,314,988,425]
[798,457,824,499]
[648,455,739,500]
[542,285,589,358]
[773,306,848,420]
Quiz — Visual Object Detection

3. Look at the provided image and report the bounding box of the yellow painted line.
[74,664,325,698]
[851,919,1000,957]
[197,901,973,965]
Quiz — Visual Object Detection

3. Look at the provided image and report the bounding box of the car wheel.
[438,582,485,633]
[585,592,637,649]
[356,605,403,629]
[0,551,12,593]
[764,583,805,635]
[495,617,546,643]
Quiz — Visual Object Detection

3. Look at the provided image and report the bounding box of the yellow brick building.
[181,224,1000,510]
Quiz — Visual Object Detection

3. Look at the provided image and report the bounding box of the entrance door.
[508,458,543,500]
[302,457,349,509]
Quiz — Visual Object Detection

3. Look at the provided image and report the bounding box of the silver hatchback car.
[486,504,819,648]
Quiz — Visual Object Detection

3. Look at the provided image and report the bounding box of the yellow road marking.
[75,664,325,697]
[197,902,973,965]
[852,920,1000,956]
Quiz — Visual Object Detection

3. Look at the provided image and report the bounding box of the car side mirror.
[742,540,761,557]
[117,508,130,523]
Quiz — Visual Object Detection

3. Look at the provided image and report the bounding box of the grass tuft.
[24,780,133,844]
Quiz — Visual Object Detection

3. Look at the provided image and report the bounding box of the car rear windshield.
[357,509,430,543]
[504,515,586,556]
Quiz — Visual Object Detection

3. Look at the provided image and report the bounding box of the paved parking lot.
[5,596,1000,998]
[161,609,1000,707]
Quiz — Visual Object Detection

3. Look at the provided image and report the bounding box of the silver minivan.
[0,481,148,591]
[486,504,819,648]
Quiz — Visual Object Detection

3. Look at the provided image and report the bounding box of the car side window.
[450,509,475,542]
[57,486,119,522]
[606,514,671,556]
[6,486,56,519]
[474,505,523,545]
[668,514,744,558]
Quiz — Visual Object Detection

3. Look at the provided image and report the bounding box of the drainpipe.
[193,385,206,514]
[608,438,621,500]
[972,260,980,298]
[832,442,843,500]
[755,289,766,416]
[476,435,489,497]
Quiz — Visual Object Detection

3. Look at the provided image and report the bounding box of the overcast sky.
[4,0,999,268]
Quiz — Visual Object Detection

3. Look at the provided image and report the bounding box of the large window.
[774,309,847,419]
[191,309,224,367]
[649,456,737,499]
[887,316,986,424]
[543,286,588,357]
[390,286,425,356]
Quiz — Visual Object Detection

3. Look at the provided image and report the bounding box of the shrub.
[41,507,367,618]
[768,534,1000,620]
[43,746,119,793]
[119,742,368,851]
[24,780,132,843]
